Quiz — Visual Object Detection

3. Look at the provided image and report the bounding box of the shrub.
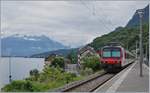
[1,80,33,92]
[82,55,101,71]
[80,68,93,76]
[2,64,81,92]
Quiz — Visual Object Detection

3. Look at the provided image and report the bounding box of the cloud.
[1,1,149,48]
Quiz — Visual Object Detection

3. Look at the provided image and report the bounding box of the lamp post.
[137,9,144,77]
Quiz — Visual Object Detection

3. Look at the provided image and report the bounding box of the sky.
[1,1,149,48]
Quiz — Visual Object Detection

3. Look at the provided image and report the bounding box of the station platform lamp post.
[137,9,144,77]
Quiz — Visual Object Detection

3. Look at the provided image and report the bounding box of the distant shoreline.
[1,56,44,58]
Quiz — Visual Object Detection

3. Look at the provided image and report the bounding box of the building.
[77,45,96,67]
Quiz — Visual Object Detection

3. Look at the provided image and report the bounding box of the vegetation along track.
[53,61,134,92]
[54,72,114,92]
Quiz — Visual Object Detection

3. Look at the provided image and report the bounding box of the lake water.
[0,57,45,90]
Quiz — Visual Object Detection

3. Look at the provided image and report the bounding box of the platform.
[94,60,149,93]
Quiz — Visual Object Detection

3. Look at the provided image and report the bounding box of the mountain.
[30,48,78,58]
[126,5,149,27]
[90,5,149,57]
[1,34,68,57]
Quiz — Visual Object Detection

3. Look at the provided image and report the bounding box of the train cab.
[99,42,135,72]
[100,46,123,69]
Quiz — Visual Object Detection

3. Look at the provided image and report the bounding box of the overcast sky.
[1,1,149,48]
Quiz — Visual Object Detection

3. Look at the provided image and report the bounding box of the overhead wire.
[80,0,115,32]
[94,2,116,29]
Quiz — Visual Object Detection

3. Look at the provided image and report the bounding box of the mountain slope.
[126,5,149,27]
[90,5,149,56]
[1,35,68,57]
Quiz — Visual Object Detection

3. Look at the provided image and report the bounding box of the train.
[98,42,135,72]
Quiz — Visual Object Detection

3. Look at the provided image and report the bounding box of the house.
[77,45,96,67]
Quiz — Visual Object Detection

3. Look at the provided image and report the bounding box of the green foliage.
[45,56,54,61]
[82,55,101,71]
[29,69,39,81]
[51,57,65,69]
[80,68,93,76]
[2,66,81,92]
[1,80,33,92]
[67,50,77,64]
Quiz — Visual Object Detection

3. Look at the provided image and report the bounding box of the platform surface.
[94,60,149,93]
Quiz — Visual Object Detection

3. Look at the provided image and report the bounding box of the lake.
[0,57,45,90]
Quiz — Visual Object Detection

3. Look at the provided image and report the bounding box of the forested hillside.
[90,23,148,52]
[90,5,149,56]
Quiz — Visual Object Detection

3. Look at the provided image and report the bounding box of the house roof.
[78,45,96,55]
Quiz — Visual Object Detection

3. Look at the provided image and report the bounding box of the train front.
[100,46,123,71]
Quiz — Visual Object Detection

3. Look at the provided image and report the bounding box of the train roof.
[104,42,123,47]
[102,45,123,49]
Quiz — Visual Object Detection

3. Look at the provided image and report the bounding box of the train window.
[103,51,111,57]
[112,51,121,57]
[102,47,121,58]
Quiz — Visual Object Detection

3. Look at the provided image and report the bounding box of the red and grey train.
[98,43,135,71]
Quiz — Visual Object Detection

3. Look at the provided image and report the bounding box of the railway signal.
[137,9,144,77]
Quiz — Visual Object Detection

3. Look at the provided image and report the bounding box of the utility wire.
[95,4,116,29]
[92,0,115,29]
[80,0,113,31]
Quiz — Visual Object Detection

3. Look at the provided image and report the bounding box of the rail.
[48,60,135,92]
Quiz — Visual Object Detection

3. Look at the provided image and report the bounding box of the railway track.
[51,62,134,92]
[63,73,114,92]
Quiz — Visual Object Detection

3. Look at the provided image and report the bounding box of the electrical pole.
[8,48,12,83]
[136,41,138,59]
[9,56,12,83]
[137,9,144,77]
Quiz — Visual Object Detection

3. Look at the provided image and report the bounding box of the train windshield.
[112,50,121,57]
[103,51,111,57]
[103,48,121,58]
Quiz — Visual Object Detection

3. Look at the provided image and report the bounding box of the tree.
[67,50,77,64]
[51,57,65,69]
[29,69,39,81]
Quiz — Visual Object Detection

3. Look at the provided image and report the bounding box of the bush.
[82,55,101,71]
[80,68,93,76]
[2,65,82,92]
[1,80,33,92]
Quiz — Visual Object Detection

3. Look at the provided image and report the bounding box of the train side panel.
[122,50,135,66]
